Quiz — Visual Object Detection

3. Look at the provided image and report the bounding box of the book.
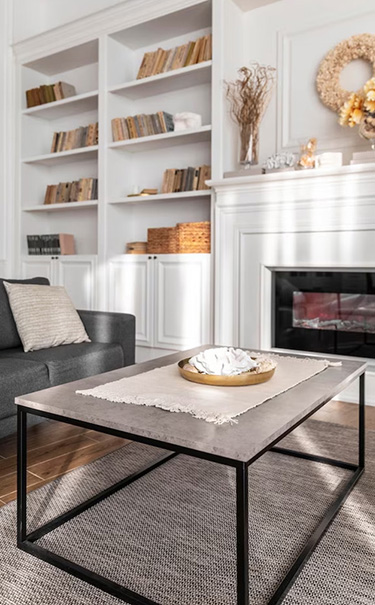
[161,165,212,193]
[50,122,98,152]
[26,81,76,108]
[135,33,212,81]
[43,178,98,205]
[26,234,75,255]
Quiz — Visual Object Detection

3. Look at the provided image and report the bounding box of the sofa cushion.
[0,342,124,387]
[0,358,50,420]
[3,282,90,352]
[0,277,49,350]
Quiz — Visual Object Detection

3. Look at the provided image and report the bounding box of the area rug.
[0,419,374,604]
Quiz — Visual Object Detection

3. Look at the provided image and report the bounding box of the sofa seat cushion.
[0,342,124,387]
[0,358,50,420]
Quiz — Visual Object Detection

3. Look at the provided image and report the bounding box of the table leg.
[17,406,27,545]
[236,462,249,605]
[359,372,365,469]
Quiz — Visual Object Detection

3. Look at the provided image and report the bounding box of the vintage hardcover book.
[163,47,178,72]
[184,41,195,67]
[39,85,47,104]
[26,89,35,108]
[44,185,52,204]
[137,52,151,79]
[192,167,200,191]
[134,115,144,137]
[190,37,202,65]
[59,234,75,255]
[150,48,165,76]
[53,82,62,101]
[49,184,58,204]
[50,132,58,153]
[58,82,76,99]
[172,43,189,70]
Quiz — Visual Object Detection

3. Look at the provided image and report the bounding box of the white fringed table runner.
[76,354,331,425]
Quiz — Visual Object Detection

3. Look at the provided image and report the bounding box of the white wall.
[0,0,12,278]
[13,0,125,43]
[222,0,375,172]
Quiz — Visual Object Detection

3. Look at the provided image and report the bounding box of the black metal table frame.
[17,372,365,605]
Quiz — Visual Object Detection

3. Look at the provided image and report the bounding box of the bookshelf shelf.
[108,61,212,99]
[22,90,99,120]
[23,201,98,212]
[109,191,211,205]
[22,145,99,166]
[108,126,211,153]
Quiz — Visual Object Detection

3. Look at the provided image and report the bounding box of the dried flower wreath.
[316,33,375,112]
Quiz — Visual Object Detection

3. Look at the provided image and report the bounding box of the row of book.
[27,234,75,255]
[137,34,212,79]
[111,111,174,141]
[161,165,211,193]
[44,178,98,205]
[51,123,98,153]
[26,81,76,108]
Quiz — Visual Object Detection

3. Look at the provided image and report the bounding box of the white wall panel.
[235,0,375,172]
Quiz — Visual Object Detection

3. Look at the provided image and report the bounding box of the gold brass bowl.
[178,358,276,386]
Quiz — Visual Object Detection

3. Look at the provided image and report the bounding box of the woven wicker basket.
[147,227,179,254]
[177,221,211,253]
[147,222,211,254]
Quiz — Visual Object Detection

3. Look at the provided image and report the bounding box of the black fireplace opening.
[273,270,375,359]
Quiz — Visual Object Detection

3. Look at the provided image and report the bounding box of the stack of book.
[136,34,212,79]
[51,123,98,153]
[161,165,211,193]
[27,234,75,255]
[111,111,174,141]
[125,242,148,254]
[44,178,98,205]
[26,82,76,108]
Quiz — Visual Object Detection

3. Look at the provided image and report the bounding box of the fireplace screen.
[292,292,375,334]
[273,271,375,358]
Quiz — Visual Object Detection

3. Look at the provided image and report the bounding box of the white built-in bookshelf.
[15,0,242,350]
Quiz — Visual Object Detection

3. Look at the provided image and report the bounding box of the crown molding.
[12,0,204,63]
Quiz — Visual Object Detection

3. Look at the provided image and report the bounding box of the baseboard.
[334,370,375,406]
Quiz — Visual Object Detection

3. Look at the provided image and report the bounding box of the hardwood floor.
[0,420,130,506]
[0,400,373,508]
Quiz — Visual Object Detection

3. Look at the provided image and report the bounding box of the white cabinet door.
[21,258,54,283]
[56,256,96,310]
[154,254,211,350]
[109,256,153,346]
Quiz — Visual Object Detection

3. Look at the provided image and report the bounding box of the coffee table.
[16,347,366,605]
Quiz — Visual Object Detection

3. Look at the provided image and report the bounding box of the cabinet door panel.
[154,254,211,349]
[21,258,54,283]
[57,257,96,310]
[109,257,153,346]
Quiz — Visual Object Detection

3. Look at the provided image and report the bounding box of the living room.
[0,0,374,603]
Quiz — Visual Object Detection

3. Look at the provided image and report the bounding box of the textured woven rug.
[0,419,374,604]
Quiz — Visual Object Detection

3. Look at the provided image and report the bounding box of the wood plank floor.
[0,400,373,507]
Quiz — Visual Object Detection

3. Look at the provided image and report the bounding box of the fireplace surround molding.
[209,163,375,404]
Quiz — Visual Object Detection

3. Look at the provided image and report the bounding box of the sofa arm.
[78,310,136,368]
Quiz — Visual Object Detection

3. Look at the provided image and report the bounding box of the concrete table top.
[16,347,366,465]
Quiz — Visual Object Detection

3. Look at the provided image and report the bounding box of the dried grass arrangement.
[226,63,276,166]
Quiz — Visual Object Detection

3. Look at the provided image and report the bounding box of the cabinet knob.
[153,256,157,260]
[148,256,152,260]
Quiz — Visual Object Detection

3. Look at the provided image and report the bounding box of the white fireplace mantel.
[209,164,375,404]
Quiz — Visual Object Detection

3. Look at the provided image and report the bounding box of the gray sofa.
[0,277,135,438]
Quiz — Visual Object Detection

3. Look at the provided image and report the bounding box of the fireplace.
[273,270,375,359]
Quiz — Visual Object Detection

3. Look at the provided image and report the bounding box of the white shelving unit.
[14,0,241,347]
